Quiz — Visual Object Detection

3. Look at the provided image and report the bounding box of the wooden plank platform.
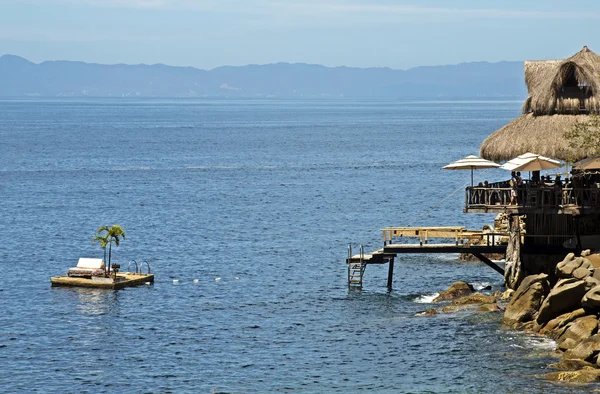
[464,205,583,215]
[347,225,511,287]
[347,249,396,264]
[384,243,507,254]
[347,244,506,264]
[381,226,506,246]
[51,272,154,290]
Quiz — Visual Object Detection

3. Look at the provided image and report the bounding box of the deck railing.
[381,226,509,246]
[465,186,600,210]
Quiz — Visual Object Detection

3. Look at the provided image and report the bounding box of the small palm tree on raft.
[92,225,126,274]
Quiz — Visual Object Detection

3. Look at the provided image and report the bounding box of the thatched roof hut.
[480,46,600,162]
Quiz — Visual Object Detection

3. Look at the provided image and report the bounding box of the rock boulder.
[503,274,549,324]
[556,315,599,351]
[539,308,588,339]
[563,334,600,362]
[432,281,474,302]
[582,285,600,310]
[548,359,595,371]
[545,368,600,383]
[477,304,501,313]
[536,279,587,325]
[587,254,600,268]
[448,293,496,305]
[556,256,593,279]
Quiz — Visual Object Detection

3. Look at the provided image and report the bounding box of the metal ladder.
[347,244,366,286]
[127,260,151,274]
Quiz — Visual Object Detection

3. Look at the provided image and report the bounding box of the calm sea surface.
[0,99,586,393]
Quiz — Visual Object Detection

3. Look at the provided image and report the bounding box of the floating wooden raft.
[347,226,508,287]
[51,272,154,290]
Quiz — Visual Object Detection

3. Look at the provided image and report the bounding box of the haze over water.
[0,99,583,392]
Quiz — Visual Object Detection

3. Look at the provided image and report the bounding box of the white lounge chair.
[67,258,105,278]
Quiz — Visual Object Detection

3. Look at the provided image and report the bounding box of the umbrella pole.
[471,168,474,187]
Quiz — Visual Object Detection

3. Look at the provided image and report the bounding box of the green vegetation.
[565,115,600,162]
[92,225,126,273]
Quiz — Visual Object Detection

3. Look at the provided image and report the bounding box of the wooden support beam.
[387,257,395,289]
[472,253,505,276]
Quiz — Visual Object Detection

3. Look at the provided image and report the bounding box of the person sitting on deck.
[473,182,484,204]
[565,177,572,188]
[553,175,563,205]
[509,178,517,205]
[554,175,562,188]
[516,171,523,186]
[516,171,525,202]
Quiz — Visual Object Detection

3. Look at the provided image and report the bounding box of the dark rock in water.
[503,274,549,324]
[582,285,600,310]
[449,293,496,305]
[477,303,501,313]
[536,279,587,325]
[501,289,514,301]
[548,359,595,371]
[563,334,600,362]
[441,293,498,313]
[441,304,465,313]
[458,252,504,262]
[415,309,438,316]
[556,315,599,351]
[544,368,600,383]
[432,281,474,302]
[539,308,588,339]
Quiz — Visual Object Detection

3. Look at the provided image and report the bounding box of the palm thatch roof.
[480,46,600,162]
[480,113,597,162]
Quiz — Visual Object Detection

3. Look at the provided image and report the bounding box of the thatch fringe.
[556,98,580,114]
[522,47,600,115]
[521,96,532,114]
[586,96,600,112]
[480,113,596,162]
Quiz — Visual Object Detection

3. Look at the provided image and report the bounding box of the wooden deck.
[347,244,506,263]
[381,226,502,246]
[51,272,154,290]
[347,226,509,287]
[464,186,600,214]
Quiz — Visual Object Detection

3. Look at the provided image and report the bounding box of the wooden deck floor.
[384,243,507,254]
[347,244,506,263]
[51,272,154,290]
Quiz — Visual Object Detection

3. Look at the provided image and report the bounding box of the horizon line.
[0,53,525,72]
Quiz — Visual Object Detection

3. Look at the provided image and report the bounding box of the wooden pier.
[347,226,508,287]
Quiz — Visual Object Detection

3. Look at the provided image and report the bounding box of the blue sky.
[1,0,600,69]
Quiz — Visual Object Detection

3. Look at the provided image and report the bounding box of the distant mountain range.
[0,54,527,99]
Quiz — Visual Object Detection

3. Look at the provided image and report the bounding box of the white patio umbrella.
[500,152,563,172]
[574,156,600,170]
[442,154,501,186]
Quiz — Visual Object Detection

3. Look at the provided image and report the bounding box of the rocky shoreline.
[503,250,600,383]
[421,250,600,384]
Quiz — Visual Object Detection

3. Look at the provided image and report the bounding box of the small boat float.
[51,258,154,290]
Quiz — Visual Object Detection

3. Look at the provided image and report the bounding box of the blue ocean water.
[0,99,585,393]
